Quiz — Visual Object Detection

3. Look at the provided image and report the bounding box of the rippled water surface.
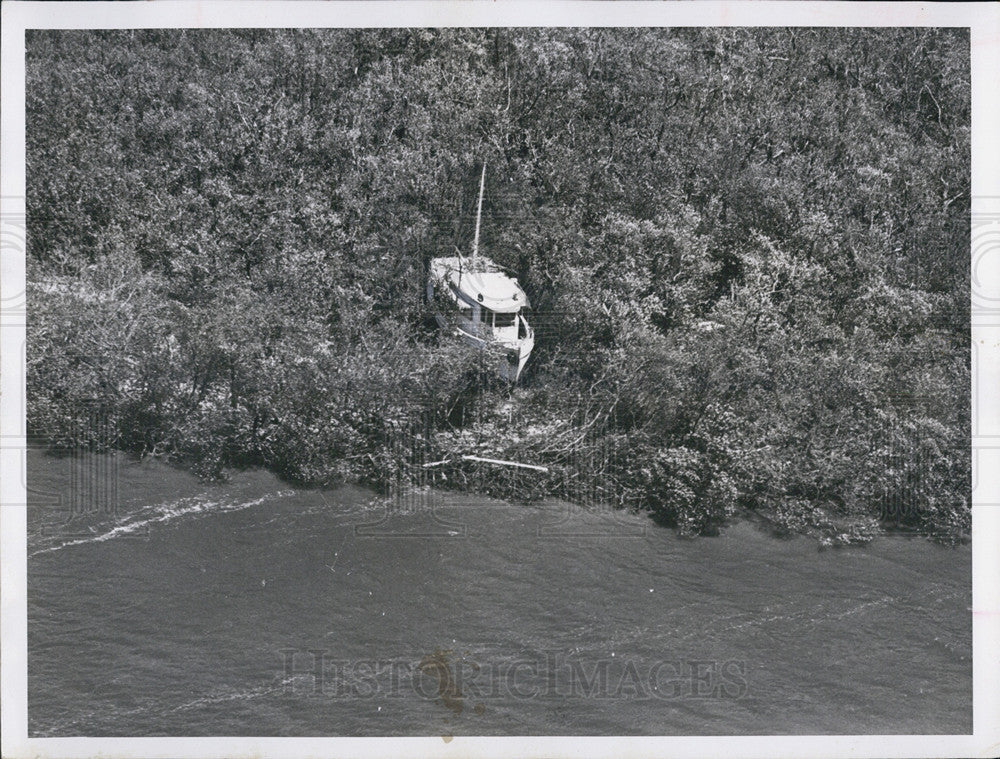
[27,450,971,736]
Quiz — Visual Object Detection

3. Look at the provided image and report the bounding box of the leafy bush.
[26,29,970,542]
[630,446,738,536]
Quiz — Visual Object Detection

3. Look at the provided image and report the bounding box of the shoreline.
[26,445,969,549]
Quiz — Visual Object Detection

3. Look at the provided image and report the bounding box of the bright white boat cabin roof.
[430,256,530,313]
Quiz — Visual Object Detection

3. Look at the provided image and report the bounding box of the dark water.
[27,450,971,736]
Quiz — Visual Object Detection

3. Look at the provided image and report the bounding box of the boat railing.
[518,313,533,341]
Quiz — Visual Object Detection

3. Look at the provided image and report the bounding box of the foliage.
[26,29,970,542]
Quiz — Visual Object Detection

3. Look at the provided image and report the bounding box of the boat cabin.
[427,256,535,381]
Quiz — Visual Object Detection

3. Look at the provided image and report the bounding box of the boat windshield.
[494,312,516,329]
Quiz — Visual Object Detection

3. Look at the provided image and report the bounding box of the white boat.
[427,254,534,381]
[427,163,535,382]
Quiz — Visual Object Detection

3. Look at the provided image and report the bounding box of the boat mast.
[472,161,486,268]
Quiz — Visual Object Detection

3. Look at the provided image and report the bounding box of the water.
[27,450,971,736]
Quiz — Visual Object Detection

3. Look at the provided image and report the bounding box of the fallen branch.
[461,455,549,473]
[422,459,453,468]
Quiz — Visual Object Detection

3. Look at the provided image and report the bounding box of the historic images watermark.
[44,405,119,516]
[277,648,748,706]
[972,201,1000,315]
[972,201,1000,504]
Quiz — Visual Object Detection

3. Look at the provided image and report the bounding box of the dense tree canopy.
[27,28,970,542]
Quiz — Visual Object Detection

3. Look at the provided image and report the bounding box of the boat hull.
[437,318,534,382]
